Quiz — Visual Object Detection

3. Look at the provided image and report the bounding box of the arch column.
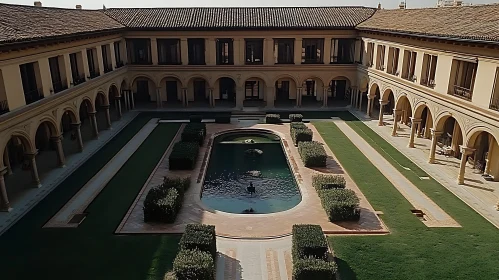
[3,148,12,175]
[323,88,329,107]
[296,87,302,107]
[408,118,422,148]
[458,146,475,185]
[25,152,41,187]
[116,96,122,118]
[156,87,162,108]
[181,88,188,107]
[357,91,363,110]
[51,136,66,167]
[72,122,84,152]
[236,87,244,109]
[392,109,401,136]
[208,88,215,107]
[378,101,388,126]
[0,167,11,212]
[89,111,99,138]
[484,139,494,175]
[266,87,275,108]
[366,95,374,117]
[428,129,442,164]
[130,91,135,109]
[103,105,112,129]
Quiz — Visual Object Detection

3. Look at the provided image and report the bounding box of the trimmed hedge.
[298,141,327,167]
[312,174,346,191]
[265,114,281,124]
[289,114,303,122]
[180,224,217,260]
[173,249,215,280]
[319,189,361,222]
[215,114,231,124]
[143,186,180,223]
[169,142,200,170]
[291,128,313,146]
[181,123,206,146]
[163,176,190,196]
[189,115,203,123]
[292,224,328,261]
[290,122,307,130]
[293,258,337,280]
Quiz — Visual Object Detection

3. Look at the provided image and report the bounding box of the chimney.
[399,1,406,9]
[377,3,382,9]
[34,1,42,7]
[75,4,82,9]
[455,0,463,6]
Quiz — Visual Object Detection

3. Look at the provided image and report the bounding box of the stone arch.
[214,76,237,105]
[0,131,34,165]
[465,128,499,179]
[131,74,157,89]
[120,78,129,92]
[328,76,352,105]
[159,75,184,105]
[107,83,119,96]
[131,75,156,105]
[32,116,59,142]
[59,107,78,135]
[299,75,325,87]
[274,75,298,104]
[435,114,466,157]
[244,76,267,104]
[79,96,95,113]
[395,95,413,125]
[273,74,299,86]
[358,76,369,92]
[159,74,185,88]
[242,74,269,87]
[186,75,210,104]
[369,83,380,97]
[413,102,435,139]
[186,74,212,88]
[466,126,499,148]
[95,91,108,107]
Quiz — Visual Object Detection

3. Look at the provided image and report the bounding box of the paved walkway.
[333,118,459,227]
[0,112,138,236]
[44,118,159,228]
[216,236,292,280]
[351,110,499,229]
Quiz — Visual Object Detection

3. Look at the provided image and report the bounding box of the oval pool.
[201,130,302,214]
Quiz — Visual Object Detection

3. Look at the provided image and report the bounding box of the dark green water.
[201,132,301,214]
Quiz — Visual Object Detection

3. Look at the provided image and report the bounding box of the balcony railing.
[331,57,354,64]
[0,100,9,115]
[24,88,44,105]
[420,78,436,89]
[72,75,86,86]
[116,61,124,68]
[89,70,100,79]
[490,97,499,111]
[104,64,113,73]
[450,85,473,100]
[52,80,68,94]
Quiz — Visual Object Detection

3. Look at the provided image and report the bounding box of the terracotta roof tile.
[357,4,499,43]
[103,7,376,29]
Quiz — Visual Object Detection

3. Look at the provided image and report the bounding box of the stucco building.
[0,2,498,211]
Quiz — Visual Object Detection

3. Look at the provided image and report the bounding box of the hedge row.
[298,141,327,167]
[292,224,337,279]
[312,174,346,191]
[319,189,360,222]
[289,114,303,122]
[172,224,217,280]
[181,123,206,146]
[143,176,190,223]
[265,114,281,124]
[169,142,200,170]
[290,122,313,146]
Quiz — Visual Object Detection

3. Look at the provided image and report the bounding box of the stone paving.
[351,110,499,229]
[333,118,460,227]
[116,120,388,237]
[0,112,138,236]
[216,236,293,280]
[44,118,160,228]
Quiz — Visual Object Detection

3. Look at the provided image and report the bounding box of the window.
[188,39,205,65]
[366,42,375,67]
[102,45,112,73]
[402,50,417,81]
[302,39,324,64]
[449,59,477,100]
[245,39,263,64]
[245,81,261,99]
[69,52,84,85]
[387,47,400,75]
[20,62,42,104]
[126,39,152,65]
[421,54,438,88]
[376,45,386,70]
[357,39,364,64]
[275,39,294,64]
[330,39,355,64]
[49,56,66,93]
[86,48,99,78]
[114,41,123,67]
[158,39,181,65]
[490,68,499,111]
[216,39,233,65]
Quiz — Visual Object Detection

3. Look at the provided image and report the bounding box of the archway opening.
[414,105,433,139]
[244,78,266,107]
[328,77,351,107]
[216,77,236,108]
[301,78,323,107]
[468,132,499,180]
[79,99,95,143]
[188,78,209,107]
[132,77,154,108]
[108,85,120,122]
[366,83,379,114]
[60,110,80,158]
[95,92,108,132]
[275,78,296,107]
[396,95,412,126]
[438,116,463,159]
[3,135,33,202]
[120,79,130,111]
[34,120,60,180]
[161,77,182,108]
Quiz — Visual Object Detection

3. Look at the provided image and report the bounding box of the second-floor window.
[302,38,324,64]
[331,39,354,64]
[490,68,499,111]
[387,47,400,75]
[402,50,417,81]
[102,45,112,73]
[245,39,263,64]
[114,41,123,67]
[376,45,386,70]
[366,42,375,67]
[69,52,85,85]
[49,56,66,93]
[421,54,438,88]
[86,48,99,78]
[449,59,477,100]
[20,62,42,104]
[188,39,205,65]
[127,39,152,65]
[158,39,181,65]
[216,39,233,65]
[275,39,294,64]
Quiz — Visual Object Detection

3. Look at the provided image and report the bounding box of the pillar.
[458,146,475,185]
[156,87,162,108]
[181,88,188,107]
[151,38,158,65]
[51,136,65,167]
[378,101,387,126]
[428,129,442,164]
[264,38,274,66]
[408,118,422,148]
[358,91,363,110]
[209,88,215,107]
[424,113,432,139]
[392,109,401,136]
[266,87,275,108]
[323,88,329,107]
[0,167,11,212]
[236,87,244,109]
[484,139,494,175]
[294,38,302,65]
[296,87,302,107]
[63,53,73,88]
[366,95,373,117]
[89,111,99,138]
[72,122,84,152]
[103,105,111,129]
[116,97,122,119]
[3,148,12,175]
[25,152,41,187]
[180,39,188,65]
[130,91,135,109]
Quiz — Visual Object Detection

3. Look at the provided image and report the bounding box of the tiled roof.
[0,4,124,45]
[103,7,376,29]
[357,4,499,43]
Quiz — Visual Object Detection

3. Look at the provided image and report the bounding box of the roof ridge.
[0,2,100,12]
[105,6,376,10]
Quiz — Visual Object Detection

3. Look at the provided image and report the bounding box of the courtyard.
[0,110,498,280]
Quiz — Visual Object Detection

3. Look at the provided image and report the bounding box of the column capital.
[460,145,475,155]
[393,109,402,115]
[102,105,110,109]
[181,87,188,91]
[24,151,38,159]
[71,122,82,128]
[430,128,442,137]
[410,117,422,124]
[367,95,375,100]
[88,111,97,115]
[50,135,63,142]
[379,100,388,105]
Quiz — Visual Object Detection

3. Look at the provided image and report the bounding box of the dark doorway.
[305,81,315,96]
[276,81,290,100]
[245,81,260,100]
[166,81,178,102]
[136,80,150,103]
[194,80,206,101]
[219,78,235,101]
[330,80,347,100]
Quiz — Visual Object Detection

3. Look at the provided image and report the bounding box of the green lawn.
[0,116,181,280]
[314,118,499,280]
